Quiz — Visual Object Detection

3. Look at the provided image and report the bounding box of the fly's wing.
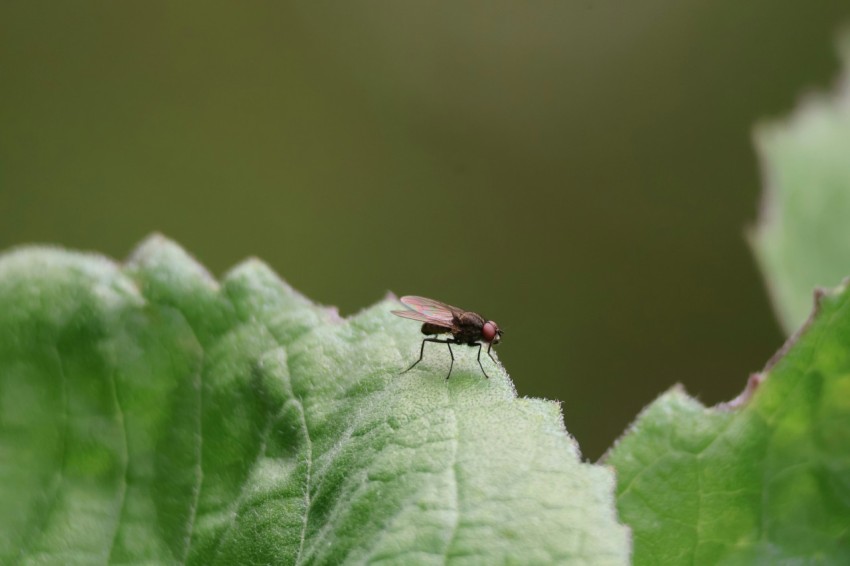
[390,309,440,323]
[391,295,460,328]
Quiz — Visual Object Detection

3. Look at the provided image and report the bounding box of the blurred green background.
[2,2,849,459]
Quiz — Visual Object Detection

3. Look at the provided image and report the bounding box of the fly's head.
[482,321,502,344]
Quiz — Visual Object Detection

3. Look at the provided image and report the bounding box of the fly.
[392,295,503,380]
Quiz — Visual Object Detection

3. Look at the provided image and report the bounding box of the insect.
[392,295,503,380]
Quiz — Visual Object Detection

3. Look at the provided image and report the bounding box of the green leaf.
[605,280,850,564]
[0,235,629,565]
[606,41,850,564]
[750,36,850,334]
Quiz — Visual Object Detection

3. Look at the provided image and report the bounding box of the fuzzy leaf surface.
[0,236,628,565]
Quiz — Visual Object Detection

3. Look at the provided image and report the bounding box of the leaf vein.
[442,399,461,564]
[178,349,205,566]
[15,347,70,562]
[105,366,130,564]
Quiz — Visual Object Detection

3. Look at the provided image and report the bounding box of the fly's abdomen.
[421,323,450,336]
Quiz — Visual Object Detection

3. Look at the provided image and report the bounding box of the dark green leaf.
[606,280,850,564]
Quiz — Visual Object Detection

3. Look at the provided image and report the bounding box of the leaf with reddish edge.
[605,281,850,564]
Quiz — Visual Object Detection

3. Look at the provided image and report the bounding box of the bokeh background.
[2,2,849,459]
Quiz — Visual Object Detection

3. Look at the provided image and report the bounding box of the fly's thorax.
[456,311,485,328]
[452,311,485,344]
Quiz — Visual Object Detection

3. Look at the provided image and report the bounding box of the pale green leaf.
[0,235,629,565]
[751,36,850,333]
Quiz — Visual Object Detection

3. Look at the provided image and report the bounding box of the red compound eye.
[482,321,497,342]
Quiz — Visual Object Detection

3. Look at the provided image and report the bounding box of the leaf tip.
[383,290,399,302]
[720,372,766,410]
[127,233,218,288]
[225,257,341,322]
[761,282,841,372]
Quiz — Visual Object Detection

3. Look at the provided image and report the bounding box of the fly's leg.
[445,341,455,380]
[475,343,491,379]
[487,342,497,364]
[402,338,451,375]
